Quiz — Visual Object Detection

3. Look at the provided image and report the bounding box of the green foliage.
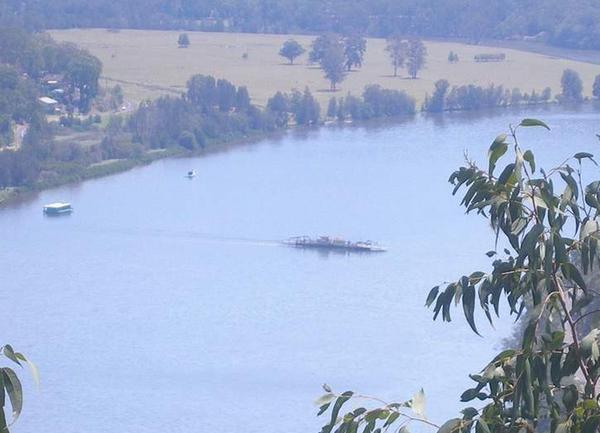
[559,69,584,103]
[266,88,320,125]
[309,34,340,64]
[343,35,367,71]
[422,79,450,112]
[361,85,416,117]
[4,1,600,50]
[423,81,553,113]
[385,37,427,79]
[319,41,347,91]
[327,97,337,118]
[0,345,37,433]
[178,33,190,48]
[406,39,427,79]
[65,52,102,113]
[279,39,305,64]
[593,75,600,100]
[318,119,600,433]
[385,36,408,77]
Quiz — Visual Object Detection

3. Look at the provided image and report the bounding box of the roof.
[43,202,71,209]
[38,96,58,105]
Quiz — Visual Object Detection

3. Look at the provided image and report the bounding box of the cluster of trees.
[266,88,320,126]
[385,36,427,78]
[0,65,41,146]
[0,27,102,113]
[423,69,598,112]
[307,34,367,90]
[4,0,600,50]
[447,51,459,63]
[126,75,274,150]
[423,81,553,112]
[326,85,416,121]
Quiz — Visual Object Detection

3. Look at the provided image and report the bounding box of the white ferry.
[284,236,386,252]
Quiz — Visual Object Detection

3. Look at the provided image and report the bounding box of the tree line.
[423,69,600,112]
[3,0,600,51]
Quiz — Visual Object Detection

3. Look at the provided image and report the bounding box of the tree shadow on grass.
[380,75,415,79]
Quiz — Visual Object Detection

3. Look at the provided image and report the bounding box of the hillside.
[51,29,600,109]
[6,0,600,50]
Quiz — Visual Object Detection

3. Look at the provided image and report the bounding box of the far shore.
[50,29,600,109]
[2,101,598,209]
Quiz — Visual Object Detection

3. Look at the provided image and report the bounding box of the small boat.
[43,202,73,215]
[186,170,196,178]
[284,235,386,252]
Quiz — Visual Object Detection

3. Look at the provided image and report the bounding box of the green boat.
[43,202,73,215]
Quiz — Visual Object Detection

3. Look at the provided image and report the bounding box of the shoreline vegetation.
[2,28,600,207]
[1,97,597,208]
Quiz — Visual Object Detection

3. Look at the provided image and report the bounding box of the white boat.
[186,170,196,178]
[43,202,73,215]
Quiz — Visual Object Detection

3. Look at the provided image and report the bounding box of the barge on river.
[284,236,386,252]
[43,202,73,215]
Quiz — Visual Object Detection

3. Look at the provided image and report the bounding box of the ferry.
[284,236,386,252]
[43,202,73,215]
[186,170,196,178]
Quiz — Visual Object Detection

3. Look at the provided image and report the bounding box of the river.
[1,106,598,433]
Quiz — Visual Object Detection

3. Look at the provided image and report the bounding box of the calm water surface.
[2,107,599,433]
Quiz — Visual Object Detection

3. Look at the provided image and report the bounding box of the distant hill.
[2,0,600,51]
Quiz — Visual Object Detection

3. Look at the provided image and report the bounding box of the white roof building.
[38,96,59,105]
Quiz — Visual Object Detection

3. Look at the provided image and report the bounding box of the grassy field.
[50,29,600,109]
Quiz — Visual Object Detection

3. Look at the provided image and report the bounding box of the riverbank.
[3,101,598,209]
[0,127,289,207]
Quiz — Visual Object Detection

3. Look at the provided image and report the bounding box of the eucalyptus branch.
[553,274,595,396]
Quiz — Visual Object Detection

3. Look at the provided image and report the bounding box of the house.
[38,96,60,113]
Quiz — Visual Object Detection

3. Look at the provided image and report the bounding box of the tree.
[291,87,320,125]
[236,86,250,111]
[109,84,123,110]
[560,69,583,102]
[316,119,600,433]
[327,97,337,118]
[178,33,190,48]
[186,74,217,111]
[343,35,366,71]
[266,91,289,127]
[406,39,427,79]
[385,36,408,77]
[422,79,450,112]
[320,43,347,91]
[178,130,197,150]
[593,74,600,99]
[309,34,339,64]
[216,79,237,112]
[65,53,102,113]
[279,39,305,65]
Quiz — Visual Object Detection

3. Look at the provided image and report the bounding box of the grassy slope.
[50,29,600,110]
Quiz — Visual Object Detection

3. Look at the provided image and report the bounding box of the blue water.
[1,107,598,433]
